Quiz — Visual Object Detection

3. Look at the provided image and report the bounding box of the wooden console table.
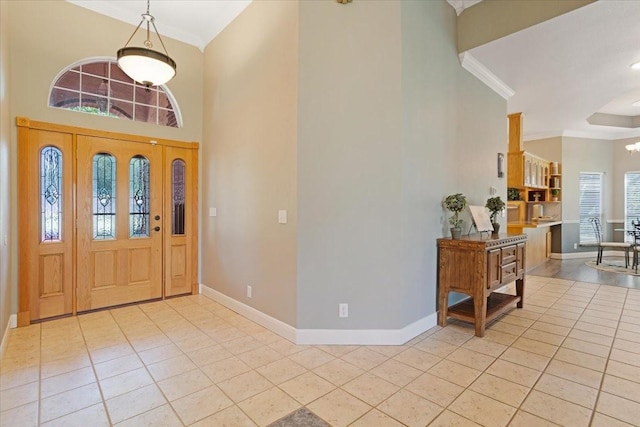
[437,233,527,337]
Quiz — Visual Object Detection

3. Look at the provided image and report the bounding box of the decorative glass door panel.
[76,136,162,311]
[93,153,117,239]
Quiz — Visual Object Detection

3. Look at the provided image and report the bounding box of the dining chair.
[631,218,640,272]
[589,217,631,267]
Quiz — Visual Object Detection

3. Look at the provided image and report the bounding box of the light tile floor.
[1,274,640,426]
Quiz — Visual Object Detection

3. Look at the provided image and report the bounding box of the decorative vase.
[450,227,462,239]
[492,222,500,235]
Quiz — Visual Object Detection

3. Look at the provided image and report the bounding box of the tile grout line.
[493,277,578,426]
[110,304,188,426]
[587,285,629,427]
[79,313,116,427]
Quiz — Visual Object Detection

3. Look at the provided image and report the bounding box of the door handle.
[154,226,161,232]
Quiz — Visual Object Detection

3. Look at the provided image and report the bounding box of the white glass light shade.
[117,47,176,87]
[625,141,640,153]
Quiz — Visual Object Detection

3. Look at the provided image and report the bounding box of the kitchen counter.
[507,220,562,229]
[507,221,561,270]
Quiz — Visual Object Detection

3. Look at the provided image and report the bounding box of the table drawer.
[501,245,517,265]
[501,261,517,284]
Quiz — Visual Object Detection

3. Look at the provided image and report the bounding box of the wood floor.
[528,257,640,290]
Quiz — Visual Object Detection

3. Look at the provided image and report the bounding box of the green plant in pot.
[507,188,521,201]
[443,193,467,239]
[551,188,560,201]
[485,196,505,235]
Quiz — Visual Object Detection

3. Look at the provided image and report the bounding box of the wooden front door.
[18,118,199,325]
[164,146,197,297]
[18,129,74,322]
[75,135,163,311]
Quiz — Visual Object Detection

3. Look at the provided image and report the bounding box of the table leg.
[474,294,487,337]
[438,290,448,327]
[516,276,525,308]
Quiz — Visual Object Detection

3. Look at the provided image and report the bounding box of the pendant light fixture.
[117,0,176,87]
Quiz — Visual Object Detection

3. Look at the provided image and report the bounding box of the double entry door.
[17,119,198,325]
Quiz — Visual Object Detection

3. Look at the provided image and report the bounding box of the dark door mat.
[268,407,330,427]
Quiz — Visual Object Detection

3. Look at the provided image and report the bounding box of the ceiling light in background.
[626,142,640,153]
[117,0,176,87]
[631,61,640,70]
[632,100,640,107]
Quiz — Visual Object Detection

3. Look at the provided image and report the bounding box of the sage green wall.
[297,0,506,329]
[5,0,203,322]
[554,137,613,253]
[297,0,404,329]
[1,0,12,337]
[201,0,299,326]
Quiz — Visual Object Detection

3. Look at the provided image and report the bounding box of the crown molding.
[459,52,514,100]
[446,0,483,16]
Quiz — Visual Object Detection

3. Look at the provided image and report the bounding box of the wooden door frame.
[16,117,199,326]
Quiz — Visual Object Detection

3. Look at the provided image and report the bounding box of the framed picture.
[469,205,494,232]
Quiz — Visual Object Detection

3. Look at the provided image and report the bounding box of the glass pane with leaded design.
[172,159,186,235]
[93,153,116,239]
[40,146,63,242]
[129,156,150,238]
[49,59,180,127]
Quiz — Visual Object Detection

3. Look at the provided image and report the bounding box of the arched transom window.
[49,59,182,128]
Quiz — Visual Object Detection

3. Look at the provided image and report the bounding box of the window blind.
[579,172,603,244]
[625,172,640,242]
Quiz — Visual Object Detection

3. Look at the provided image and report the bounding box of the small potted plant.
[485,196,506,235]
[443,193,467,239]
[551,188,560,201]
[507,188,521,201]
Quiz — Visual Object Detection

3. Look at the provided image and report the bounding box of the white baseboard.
[199,284,437,346]
[1,314,17,360]
[295,313,438,345]
[551,250,629,260]
[199,285,297,343]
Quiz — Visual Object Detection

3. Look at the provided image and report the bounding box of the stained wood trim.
[15,117,199,150]
[16,117,200,325]
[191,147,199,294]
[17,124,31,327]
[508,112,522,153]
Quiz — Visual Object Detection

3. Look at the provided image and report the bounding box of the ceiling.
[468,0,640,141]
[66,0,251,51]
[69,0,640,141]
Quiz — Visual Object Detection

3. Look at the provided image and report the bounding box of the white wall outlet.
[247,286,252,298]
[339,303,348,318]
[278,210,287,224]
[574,243,578,249]
[490,186,497,196]
[209,207,217,217]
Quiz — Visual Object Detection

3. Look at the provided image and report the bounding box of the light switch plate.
[278,210,287,224]
[209,207,217,217]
